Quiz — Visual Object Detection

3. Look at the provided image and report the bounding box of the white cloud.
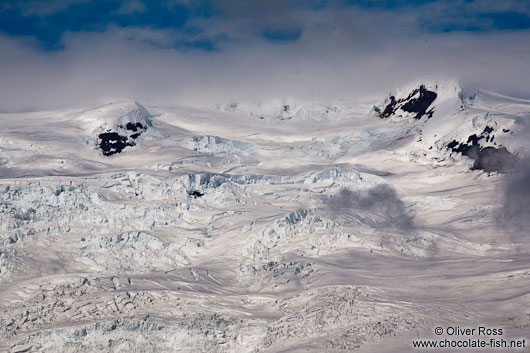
[0,5,529,112]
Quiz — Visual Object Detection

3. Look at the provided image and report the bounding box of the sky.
[1,0,530,111]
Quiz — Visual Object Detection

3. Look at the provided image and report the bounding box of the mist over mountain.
[1,1,530,112]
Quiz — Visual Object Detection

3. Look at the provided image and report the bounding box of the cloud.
[116,0,146,15]
[500,157,530,236]
[325,185,414,229]
[0,3,530,112]
[2,0,530,49]
[0,0,193,49]
[2,0,89,17]
[414,0,530,31]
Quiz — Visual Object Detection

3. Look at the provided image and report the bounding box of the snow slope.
[1,82,530,352]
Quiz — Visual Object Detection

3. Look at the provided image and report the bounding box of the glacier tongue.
[1,85,530,352]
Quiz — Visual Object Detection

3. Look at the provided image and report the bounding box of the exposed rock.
[98,112,148,156]
[189,190,205,198]
[447,126,517,173]
[378,85,437,120]
[98,132,131,156]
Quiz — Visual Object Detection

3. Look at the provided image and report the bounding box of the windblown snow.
[1,82,530,352]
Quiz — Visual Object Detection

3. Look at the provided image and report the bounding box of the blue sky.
[1,0,529,50]
[0,0,529,111]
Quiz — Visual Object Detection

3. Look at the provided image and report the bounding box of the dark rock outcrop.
[378,85,437,120]
[447,126,517,173]
[189,190,204,198]
[98,132,131,156]
[98,122,147,156]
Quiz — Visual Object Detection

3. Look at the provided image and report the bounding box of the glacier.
[1,82,530,352]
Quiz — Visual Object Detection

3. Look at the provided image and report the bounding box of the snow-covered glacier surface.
[2,84,530,352]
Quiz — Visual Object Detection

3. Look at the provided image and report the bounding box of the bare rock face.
[446,126,518,173]
[376,84,518,174]
[97,102,150,156]
[378,85,437,120]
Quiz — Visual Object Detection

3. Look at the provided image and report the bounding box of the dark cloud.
[2,0,530,49]
[471,147,518,173]
[325,185,414,229]
[0,0,194,49]
[500,158,530,234]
